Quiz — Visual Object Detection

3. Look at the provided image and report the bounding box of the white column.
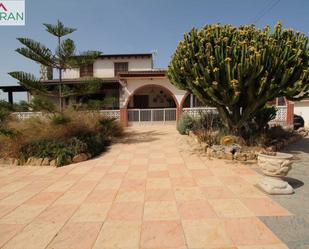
[190,94,194,108]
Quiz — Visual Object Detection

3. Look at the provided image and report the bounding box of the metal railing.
[98,110,120,119]
[11,112,44,120]
[184,106,288,126]
[12,110,121,120]
[182,107,218,117]
[128,108,177,123]
[269,106,288,126]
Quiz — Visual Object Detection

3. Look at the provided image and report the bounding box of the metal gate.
[128,108,177,124]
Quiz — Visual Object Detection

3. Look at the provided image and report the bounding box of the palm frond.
[8,71,48,93]
[16,38,55,66]
[43,20,76,38]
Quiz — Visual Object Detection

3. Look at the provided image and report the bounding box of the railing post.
[151,109,153,123]
[163,109,166,123]
[138,109,141,123]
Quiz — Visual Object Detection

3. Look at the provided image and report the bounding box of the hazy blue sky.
[1,0,309,101]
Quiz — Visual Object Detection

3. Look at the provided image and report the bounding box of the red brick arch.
[123,84,179,109]
[179,92,190,110]
[120,84,180,126]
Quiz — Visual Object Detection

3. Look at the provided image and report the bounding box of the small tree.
[168,23,309,135]
[9,20,102,112]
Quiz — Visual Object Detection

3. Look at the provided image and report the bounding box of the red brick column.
[176,106,182,121]
[286,101,294,127]
[120,108,128,127]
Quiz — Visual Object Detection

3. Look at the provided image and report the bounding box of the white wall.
[121,78,187,108]
[128,87,175,108]
[62,68,80,79]
[294,101,309,127]
[62,57,153,79]
[94,57,152,78]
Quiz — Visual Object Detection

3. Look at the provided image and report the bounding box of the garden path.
[0,125,292,249]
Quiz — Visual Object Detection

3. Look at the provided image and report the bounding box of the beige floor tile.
[0,181,31,192]
[115,190,145,202]
[0,191,37,205]
[47,222,102,249]
[195,176,223,186]
[43,180,77,192]
[141,220,186,248]
[237,244,289,249]
[182,219,233,248]
[174,187,205,201]
[93,221,141,248]
[2,222,63,249]
[95,179,122,190]
[107,202,143,221]
[0,204,47,224]
[144,201,179,220]
[126,170,148,179]
[0,224,24,247]
[34,204,78,224]
[70,203,112,222]
[209,199,255,218]
[146,178,171,189]
[52,191,90,205]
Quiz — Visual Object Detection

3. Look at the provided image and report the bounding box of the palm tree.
[9,20,102,112]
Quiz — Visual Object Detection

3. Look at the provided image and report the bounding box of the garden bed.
[178,112,308,162]
[0,111,123,167]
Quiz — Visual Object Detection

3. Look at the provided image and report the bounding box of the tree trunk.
[58,36,63,113]
[59,68,62,112]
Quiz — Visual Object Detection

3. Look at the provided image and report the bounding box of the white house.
[294,99,309,127]
[0,53,296,127]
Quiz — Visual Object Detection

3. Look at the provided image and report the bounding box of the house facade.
[40,53,191,126]
[1,53,295,127]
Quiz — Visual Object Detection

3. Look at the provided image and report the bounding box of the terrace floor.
[0,125,303,249]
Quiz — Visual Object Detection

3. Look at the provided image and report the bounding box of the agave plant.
[9,20,102,112]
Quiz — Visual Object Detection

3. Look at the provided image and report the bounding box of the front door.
[134,95,149,108]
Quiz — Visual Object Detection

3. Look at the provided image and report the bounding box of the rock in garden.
[34,158,43,166]
[72,153,88,163]
[224,152,234,160]
[41,157,50,166]
[49,159,57,167]
[234,152,247,161]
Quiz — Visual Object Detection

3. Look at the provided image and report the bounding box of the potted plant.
[257,152,294,194]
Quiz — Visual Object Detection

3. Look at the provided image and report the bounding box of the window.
[80,64,93,77]
[114,62,128,76]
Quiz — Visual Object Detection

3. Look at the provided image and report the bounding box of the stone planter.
[257,152,294,194]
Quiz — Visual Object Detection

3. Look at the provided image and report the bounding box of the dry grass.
[0,111,123,162]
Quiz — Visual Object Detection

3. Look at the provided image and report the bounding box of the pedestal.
[257,176,294,195]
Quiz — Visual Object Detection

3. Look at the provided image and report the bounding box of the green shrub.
[30,96,55,112]
[191,112,223,132]
[98,117,123,137]
[177,113,193,135]
[19,134,107,166]
[50,113,71,126]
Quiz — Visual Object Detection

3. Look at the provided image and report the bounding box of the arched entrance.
[124,84,179,124]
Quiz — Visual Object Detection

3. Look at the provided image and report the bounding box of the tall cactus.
[168,22,309,134]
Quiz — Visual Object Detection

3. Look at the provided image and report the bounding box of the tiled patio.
[0,126,292,249]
